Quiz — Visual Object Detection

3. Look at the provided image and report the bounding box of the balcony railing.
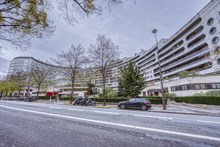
[154,47,209,74]
[159,46,184,62]
[154,57,210,78]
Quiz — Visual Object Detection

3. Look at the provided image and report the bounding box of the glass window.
[207,18,214,26]
[136,98,145,102]
[200,84,206,89]
[212,84,217,89]
[217,84,220,89]
[171,87,176,91]
[209,27,216,35]
[212,37,219,44]
[129,99,135,102]
[217,58,220,65]
[195,84,200,90]
[182,85,187,90]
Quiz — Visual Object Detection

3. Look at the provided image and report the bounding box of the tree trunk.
[18,89,21,97]
[4,91,7,98]
[0,91,3,98]
[37,84,40,99]
[102,70,106,106]
[70,78,75,103]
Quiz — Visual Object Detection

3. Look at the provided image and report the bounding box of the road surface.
[0,101,220,147]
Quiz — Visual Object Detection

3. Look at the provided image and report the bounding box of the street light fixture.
[152,28,166,110]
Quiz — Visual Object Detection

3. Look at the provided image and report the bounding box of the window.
[215,47,220,54]
[182,85,187,90]
[212,83,220,89]
[207,18,214,26]
[209,27,217,35]
[217,58,220,65]
[136,98,146,102]
[212,84,216,89]
[129,99,135,102]
[171,87,176,91]
[195,84,200,90]
[212,37,219,44]
[200,84,206,89]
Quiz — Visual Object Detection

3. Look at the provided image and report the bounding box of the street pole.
[152,28,166,110]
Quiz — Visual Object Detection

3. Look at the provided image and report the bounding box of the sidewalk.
[149,104,220,117]
[32,100,220,117]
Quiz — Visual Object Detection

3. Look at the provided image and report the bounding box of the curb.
[149,110,220,117]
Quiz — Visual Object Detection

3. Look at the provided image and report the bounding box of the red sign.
[46,92,53,96]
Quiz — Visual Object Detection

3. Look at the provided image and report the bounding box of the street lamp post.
[152,28,166,110]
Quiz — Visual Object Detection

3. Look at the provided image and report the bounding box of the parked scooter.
[73,97,83,105]
[73,96,96,106]
[85,98,96,106]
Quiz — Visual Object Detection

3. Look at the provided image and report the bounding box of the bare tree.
[56,0,123,26]
[30,63,56,98]
[89,34,119,106]
[53,44,87,102]
[8,71,28,97]
[0,0,54,49]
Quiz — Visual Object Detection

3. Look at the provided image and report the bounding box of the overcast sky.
[0,0,210,74]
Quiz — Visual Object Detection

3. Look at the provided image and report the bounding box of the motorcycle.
[85,98,96,106]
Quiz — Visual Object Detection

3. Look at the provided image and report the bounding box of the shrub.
[37,96,56,100]
[193,91,220,96]
[205,91,220,96]
[164,93,176,99]
[94,98,129,103]
[94,98,163,104]
[37,96,75,101]
[148,98,163,104]
[105,88,117,99]
[37,96,163,104]
[171,96,220,105]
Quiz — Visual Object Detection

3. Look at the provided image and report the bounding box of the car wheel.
[141,105,147,111]
[120,104,125,109]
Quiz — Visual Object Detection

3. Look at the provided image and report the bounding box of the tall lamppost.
[152,28,166,110]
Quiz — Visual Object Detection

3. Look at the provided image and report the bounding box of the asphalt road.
[0,101,220,147]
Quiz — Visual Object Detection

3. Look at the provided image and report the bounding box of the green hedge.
[37,96,56,100]
[94,98,163,104]
[170,96,220,105]
[37,96,74,101]
[37,96,163,104]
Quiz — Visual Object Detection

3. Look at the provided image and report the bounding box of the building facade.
[7,0,220,96]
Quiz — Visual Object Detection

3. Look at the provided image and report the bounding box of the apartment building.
[7,0,220,96]
[139,0,220,96]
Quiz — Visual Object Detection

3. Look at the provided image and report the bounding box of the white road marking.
[48,106,61,109]
[66,108,85,111]
[93,111,119,115]
[133,114,173,120]
[197,120,220,124]
[0,105,220,142]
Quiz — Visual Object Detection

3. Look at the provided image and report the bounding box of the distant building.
[7,0,220,96]
[0,57,10,80]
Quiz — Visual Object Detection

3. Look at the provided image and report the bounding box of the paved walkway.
[150,104,220,116]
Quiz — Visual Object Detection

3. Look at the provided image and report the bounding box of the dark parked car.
[118,98,151,111]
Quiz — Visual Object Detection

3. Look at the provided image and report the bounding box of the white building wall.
[142,75,220,96]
